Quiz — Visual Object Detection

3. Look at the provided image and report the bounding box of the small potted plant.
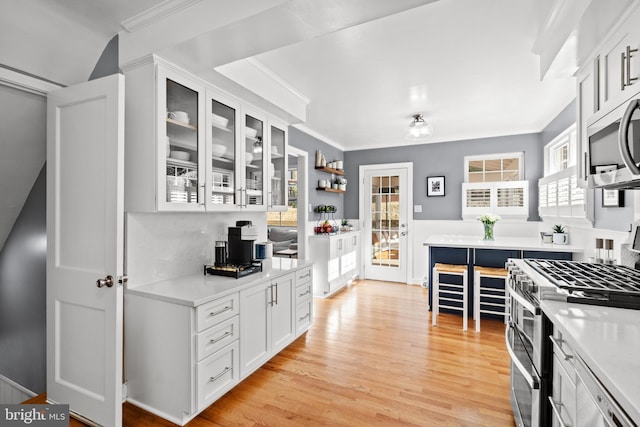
[552,224,568,244]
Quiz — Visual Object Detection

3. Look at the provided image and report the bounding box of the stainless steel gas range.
[505,258,640,427]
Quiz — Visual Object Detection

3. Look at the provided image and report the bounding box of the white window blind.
[538,165,590,220]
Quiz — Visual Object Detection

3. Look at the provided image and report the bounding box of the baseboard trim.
[0,373,36,398]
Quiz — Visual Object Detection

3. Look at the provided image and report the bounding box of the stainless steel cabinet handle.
[210,306,232,317]
[299,289,311,297]
[622,51,627,91]
[210,366,231,383]
[299,312,311,321]
[269,284,274,306]
[299,271,311,279]
[548,397,572,427]
[209,331,231,345]
[627,45,638,87]
[549,335,573,361]
[274,282,278,305]
[96,275,114,288]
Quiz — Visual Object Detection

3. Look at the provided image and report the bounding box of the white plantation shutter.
[462,181,528,220]
[538,166,591,221]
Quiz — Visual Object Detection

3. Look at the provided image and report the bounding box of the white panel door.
[362,166,410,283]
[46,74,124,426]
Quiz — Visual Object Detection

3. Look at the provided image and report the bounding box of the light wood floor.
[30,280,514,426]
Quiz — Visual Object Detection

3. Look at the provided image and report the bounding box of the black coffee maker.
[227,220,258,265]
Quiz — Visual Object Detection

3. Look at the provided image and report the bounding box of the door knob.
[401,231,407,236]
[96,275,114,288]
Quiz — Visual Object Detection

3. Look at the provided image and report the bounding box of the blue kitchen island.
[423,235,583,316]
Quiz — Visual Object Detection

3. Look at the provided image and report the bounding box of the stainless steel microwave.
[588,98,640,189]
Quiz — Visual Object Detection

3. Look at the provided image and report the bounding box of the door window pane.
[370,175,400,268]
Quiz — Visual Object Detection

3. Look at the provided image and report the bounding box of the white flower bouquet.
[477,213,501,225]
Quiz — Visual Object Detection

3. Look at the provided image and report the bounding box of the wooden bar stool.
[473,266,509,332]
[432,263,468,331]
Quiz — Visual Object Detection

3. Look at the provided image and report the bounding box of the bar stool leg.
[432,266,439,326]
[462,271,468,332]
[474,270,480,333]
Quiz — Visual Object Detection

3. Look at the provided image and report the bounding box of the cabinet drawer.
[295,281,312,303]
[197,340,239,410]
[196,316,239,361]
[196,293,239,332]
[296,267,312,285]
[295,299,312,335]
[551,354,576,427]
[549,331,576,382]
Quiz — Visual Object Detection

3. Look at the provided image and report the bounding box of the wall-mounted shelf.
[316,187,345,193]
[315,166,344,176]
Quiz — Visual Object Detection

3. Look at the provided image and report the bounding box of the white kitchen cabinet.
[309,231,360,298]
[239,272,294,377]
[124,56,290,213]
[576,63,596,184]
[268,119,288,211]
[125,292,240,426]
[549,329,577,427]
[294,266,313,335]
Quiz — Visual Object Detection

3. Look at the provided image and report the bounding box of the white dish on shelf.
[245,152,254,164]
[245,127,258,139]
[170,150,191,161]
[212,113,229,129]
[212,144,226,157]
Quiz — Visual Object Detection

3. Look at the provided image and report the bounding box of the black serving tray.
[203,262,262,279]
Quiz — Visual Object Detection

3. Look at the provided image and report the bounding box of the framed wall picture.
[602,189,624,207]
[427,176,445,197]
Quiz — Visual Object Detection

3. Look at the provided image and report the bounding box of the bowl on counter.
[212,114,229,129]
[170,150,191,161]
[211,144,227,158]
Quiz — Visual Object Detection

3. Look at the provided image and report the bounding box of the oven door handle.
[505,324,540,390]
[506,282,540,315]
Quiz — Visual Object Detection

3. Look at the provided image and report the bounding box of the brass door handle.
[96,275,114,288]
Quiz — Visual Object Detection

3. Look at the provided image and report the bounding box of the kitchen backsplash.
[126,212,267,287]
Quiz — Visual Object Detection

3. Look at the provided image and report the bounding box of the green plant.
[553,224,566,233]
[342,218,350,226]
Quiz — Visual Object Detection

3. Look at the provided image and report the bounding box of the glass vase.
[483,222,494,240]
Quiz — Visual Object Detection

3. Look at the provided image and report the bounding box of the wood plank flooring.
[30,280,515,426]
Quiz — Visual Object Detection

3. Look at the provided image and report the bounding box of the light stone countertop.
[542,300,640,422]
[125,258,313,307]
[423,235,583,253]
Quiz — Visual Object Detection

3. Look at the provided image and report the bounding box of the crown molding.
[121,0,204,33]
[247,58,311,105]
[292,124,346,152]
[0,66,63,96]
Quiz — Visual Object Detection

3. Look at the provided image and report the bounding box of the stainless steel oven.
[506,262,552,427]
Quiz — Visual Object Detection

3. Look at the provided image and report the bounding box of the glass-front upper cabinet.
[269,120,288,211]
[207,91,239,209]
[160,67,205,211]
[243,111,266,209]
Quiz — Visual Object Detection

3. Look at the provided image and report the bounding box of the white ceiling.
[2,0,576,152]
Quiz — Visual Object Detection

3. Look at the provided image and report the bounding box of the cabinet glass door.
[211,98,237,207]
[269,123,287,210]
[244,114,264,207]
[165,78,200,206]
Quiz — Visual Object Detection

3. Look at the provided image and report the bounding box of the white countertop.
[309,230,360,239]
[125,258,312,307]
[542,300,640,422]
[423,235,582,252]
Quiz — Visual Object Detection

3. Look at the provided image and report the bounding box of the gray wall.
[343,133,544,221]
[88,35,120,81]
[0,166,46,393]
[289,126,346,221]
[541,100,576,145]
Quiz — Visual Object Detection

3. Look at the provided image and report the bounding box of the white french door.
[361,163,412,283]
[46,74,124,426]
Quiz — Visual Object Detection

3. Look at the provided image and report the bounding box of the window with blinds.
[539,124,592,222]
[462,181,528,220]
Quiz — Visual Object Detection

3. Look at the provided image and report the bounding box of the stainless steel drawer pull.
[549,335,573,361]
[209,305,232,317]
[299,271,311,279]
[299,313,311,321]
[209,366,231,383]
[548,396,572,427]
[209,331,231,345]
[299,289,311,297]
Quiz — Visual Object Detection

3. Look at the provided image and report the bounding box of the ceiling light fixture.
[406,114,433,140]
[253,136,263,153]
